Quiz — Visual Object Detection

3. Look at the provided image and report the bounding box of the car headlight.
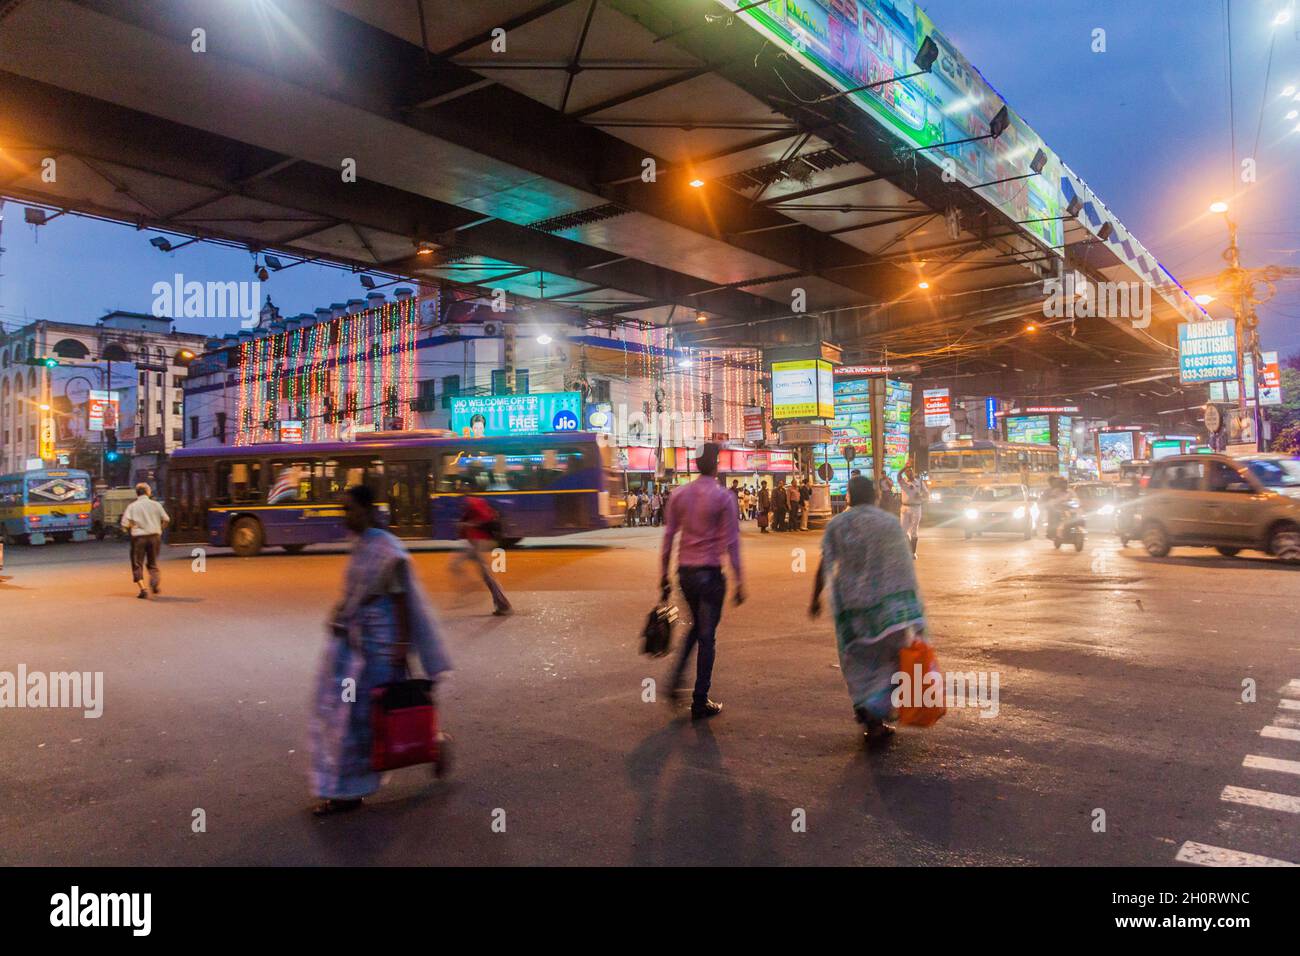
[963,507,979,520]
[1013,506,1026,519]
[930,491,942,501]
[1067,498,1080,509]
[1099,503,1115,515]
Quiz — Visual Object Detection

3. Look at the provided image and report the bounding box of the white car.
[961,484,1038,540]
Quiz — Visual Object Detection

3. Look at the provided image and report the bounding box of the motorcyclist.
[1037,477,1071,540]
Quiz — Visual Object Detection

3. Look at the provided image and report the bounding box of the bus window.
[970,450,995,472]
[219,461,263,503]
[269,461,317,504]
[930,452,959,472]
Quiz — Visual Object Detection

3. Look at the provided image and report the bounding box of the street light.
[1194,294,1215,305]
[1273,9,1292,26]
[536,334,552,345]
[1209,200,1229,214]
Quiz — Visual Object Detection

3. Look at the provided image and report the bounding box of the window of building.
[172,428,183,444]
[189,416,199,440]
[215,412,227,443]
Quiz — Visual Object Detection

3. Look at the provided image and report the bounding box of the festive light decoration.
[234,297,419,445]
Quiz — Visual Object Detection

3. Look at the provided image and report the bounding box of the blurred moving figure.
[120,482,169,599]
[309,485,452,815]
[810,476,928,745]
[451,494,512,616]
[660,442,745,720]
[897,465,928,557]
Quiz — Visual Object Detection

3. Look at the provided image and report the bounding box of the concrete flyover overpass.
[0,0,1209,420]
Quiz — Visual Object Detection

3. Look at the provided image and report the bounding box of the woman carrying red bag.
[809,475,935,745]
[308,485,453,816]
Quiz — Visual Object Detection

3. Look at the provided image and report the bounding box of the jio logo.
[553,409,579,431]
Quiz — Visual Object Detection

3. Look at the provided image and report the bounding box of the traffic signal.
[105,451,120,463]
[26,356,59,368]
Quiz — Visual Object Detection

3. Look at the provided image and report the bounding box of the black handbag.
[641,601,678,657]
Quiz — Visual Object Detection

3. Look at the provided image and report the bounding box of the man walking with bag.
[659,442,744,719]
[121,482,169,599]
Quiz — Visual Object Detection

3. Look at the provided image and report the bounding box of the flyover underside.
[0,0,1189,414]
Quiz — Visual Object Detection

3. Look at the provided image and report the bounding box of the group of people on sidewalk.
[751,476,813,532]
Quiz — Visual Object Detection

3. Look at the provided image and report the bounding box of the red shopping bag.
[370,678,439,770]
[896,639,946,727]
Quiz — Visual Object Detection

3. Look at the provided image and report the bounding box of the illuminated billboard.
[772,359,834,419]
[720,0,1065,251]
[450,392,581,437]
[1006,415,1051,445]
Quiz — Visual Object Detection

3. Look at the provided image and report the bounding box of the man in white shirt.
[121,482,170,599]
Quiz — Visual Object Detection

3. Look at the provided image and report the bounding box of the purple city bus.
[165,431,625,556]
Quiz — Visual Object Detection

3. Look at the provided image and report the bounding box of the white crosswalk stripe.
[1243,754,1300,775]
[1177,679,1300,866]
[1261,725,1300,741]
[1220,785,1300,813]
[1176,841,1297,867]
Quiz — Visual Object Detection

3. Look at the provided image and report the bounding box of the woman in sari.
[308,485,452,815]
[809,475,928,744]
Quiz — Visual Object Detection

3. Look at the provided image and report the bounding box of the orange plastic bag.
[895,639,946,727]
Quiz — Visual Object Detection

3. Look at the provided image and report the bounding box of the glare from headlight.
[930,491,942,501]
[963,507,979,520]
[1099,503,1115,515]
[1030,504,1039,519]
[1013,506,1026,519]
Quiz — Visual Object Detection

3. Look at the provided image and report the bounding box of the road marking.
[1176,841,1297,867]
[1280,699,1300,712]
[1275,714,1300,729]
[1262,725,1300,742]
[1243,754,1300,776]
[1220,785,1300,813]
[1283,679,1300,696]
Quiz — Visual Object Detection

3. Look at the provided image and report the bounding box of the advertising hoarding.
[50,362,138,446]
[450,392,582,437]
[922,388,950,428]
[720,0,1065,252]
[772,359,834,419]
[1178,320,1238,384]
[1097,431,1136,474]
[1006,415,1051,445]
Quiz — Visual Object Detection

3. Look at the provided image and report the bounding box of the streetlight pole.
[1212,203,1265,452]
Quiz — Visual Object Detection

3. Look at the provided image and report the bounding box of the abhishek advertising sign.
[1178,320,1238,384]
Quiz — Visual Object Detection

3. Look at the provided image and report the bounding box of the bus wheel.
[283,544,307,554]
[230,518,264,557]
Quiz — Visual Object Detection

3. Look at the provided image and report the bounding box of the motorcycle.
[1049,498,1087,552]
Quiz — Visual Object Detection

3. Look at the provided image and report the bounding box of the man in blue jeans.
[659,443,745,719]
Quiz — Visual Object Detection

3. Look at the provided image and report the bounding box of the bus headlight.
[930,491,942,502]
[1013,506,1026,519]
[963,507,979,521]
[1099,503,1115,515]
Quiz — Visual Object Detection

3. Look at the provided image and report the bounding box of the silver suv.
[1134,454,1300,562]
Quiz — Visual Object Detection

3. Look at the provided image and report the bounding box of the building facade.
[183,290,773,486]
[0,312,207,478]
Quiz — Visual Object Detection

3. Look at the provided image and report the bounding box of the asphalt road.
[2,522,1298,866]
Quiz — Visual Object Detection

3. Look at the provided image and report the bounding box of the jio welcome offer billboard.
[451,392,581,437]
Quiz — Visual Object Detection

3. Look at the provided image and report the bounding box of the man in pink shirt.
[659,443,745,719]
